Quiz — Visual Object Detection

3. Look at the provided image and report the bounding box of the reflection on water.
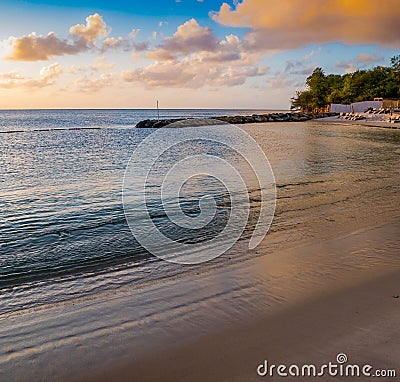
[0,113,399,314]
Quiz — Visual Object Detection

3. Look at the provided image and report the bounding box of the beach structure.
[382,98,400,109]
[330,100,382,113]
[331,99,400,114]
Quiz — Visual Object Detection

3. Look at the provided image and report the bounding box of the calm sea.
[1,109,399,315]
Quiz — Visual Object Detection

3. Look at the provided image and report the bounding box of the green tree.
[290,55,400,111]
[390,55,400,72]
[306,67,329,109]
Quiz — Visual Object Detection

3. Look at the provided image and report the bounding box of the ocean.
[1,109,399,316]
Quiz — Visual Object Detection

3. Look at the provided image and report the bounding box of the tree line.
[290,55,400,111]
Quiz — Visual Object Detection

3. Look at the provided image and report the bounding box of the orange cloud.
[4,13,110,61]
[4,33,84,61]
[212,0,400,49]
[69,13,110,43]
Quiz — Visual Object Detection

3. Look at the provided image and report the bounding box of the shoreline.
[1,219,399,381]
[82,219,400,382]
[81,220,400,382]
[84,268,400,382]
[1,119,399,381]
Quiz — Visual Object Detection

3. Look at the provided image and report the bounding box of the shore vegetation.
[291,55,400,111]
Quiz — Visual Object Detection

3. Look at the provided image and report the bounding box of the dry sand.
[319,113,400,129]
[85,274,399,382]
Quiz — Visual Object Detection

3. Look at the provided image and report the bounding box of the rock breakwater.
[135,112,336,128]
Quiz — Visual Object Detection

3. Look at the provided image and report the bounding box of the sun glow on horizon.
[0,0,398,109]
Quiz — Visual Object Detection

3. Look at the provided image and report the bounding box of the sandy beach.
[85,266,400,382]
[1,219,399,381]
[3,219,397,382]
[1,0,399,379]
[65,118,400,381]
[1,119,399,382]
[319,113,400,129]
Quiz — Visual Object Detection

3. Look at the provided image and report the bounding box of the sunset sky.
[0,0,398,109]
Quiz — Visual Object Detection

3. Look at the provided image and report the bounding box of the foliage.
[290,56,400,111]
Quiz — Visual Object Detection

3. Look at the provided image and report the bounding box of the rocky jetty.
[135,112,336,128]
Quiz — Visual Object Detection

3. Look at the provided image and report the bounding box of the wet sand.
[86,269,400,382]
[2,219,398,382]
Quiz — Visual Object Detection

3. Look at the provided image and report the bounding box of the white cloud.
[0,63,63,88]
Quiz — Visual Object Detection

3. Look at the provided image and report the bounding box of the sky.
[0,0,398,109]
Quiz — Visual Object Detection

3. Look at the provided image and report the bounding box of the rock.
[135,112,338,128]
[135,119,151,128]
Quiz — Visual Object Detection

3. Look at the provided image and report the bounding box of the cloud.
[129,29,141,39]
[122,61,196,87]
[266,73,298,89]
[102,37,132,51]
[133,42,150,52]
[335,53,385,73]
[285,60,315,75]
[3,32,85,61]
[147,19,251,64]
[121,19,267,89]
[0,71,24,81]
[90,56,115,71]
[302,48,322,61]
[101,36,149,52]
[67,57,115,74]
[0,63,63,88]
[147,19,219,60]
[101,37,130,51]
[356,53,384,63]
[212,0,400,50]
[69,13,110,43]
[100,27,148,53]
[203,34,242,62]
[121,56,267,88]
[74,73,116,93]
[336,60,358,73]
[3,13,111,61]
